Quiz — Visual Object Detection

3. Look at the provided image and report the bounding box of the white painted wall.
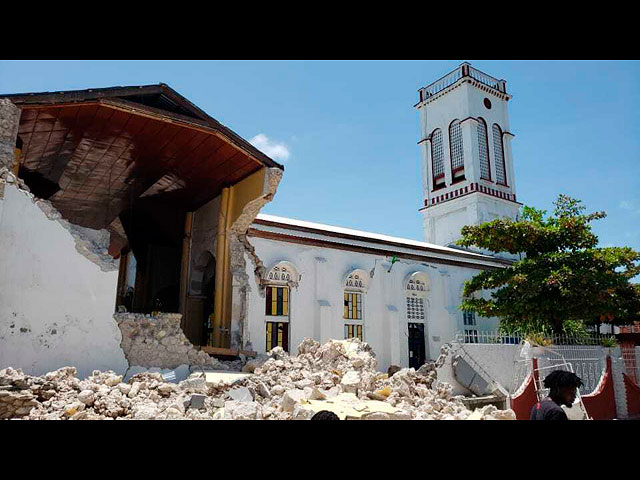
[0,183,128,379]
[422,193,521,249]
[243,235,499,373]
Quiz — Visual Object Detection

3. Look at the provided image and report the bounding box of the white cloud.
[249,133,291,163]
[620,199,640,215]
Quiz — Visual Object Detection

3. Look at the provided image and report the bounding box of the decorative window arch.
[477,117,491,181]
[343,269,368,340]
[265,261,298,285]
[430,128,445,189]
[344,269,369,292]
[264,261,299,353]
[492,123,508,186]
[449,119,465,181]
[405,272,429,322]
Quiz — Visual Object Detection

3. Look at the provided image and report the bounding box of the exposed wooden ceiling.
[4,84,283,230]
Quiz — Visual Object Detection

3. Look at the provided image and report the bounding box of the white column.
[421,139,432,204]
[460,118,478,184]
[610,347,629,419]
[503,132,516,195]
[314,256,329,342]
[388,306,402,367]
[443,131,453,187]
[318,300,332,343]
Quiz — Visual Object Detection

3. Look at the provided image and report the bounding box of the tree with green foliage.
[458,195,640,336]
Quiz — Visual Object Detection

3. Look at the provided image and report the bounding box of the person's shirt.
[530,397,568,420]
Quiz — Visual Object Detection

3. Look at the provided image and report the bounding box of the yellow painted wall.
[213,167,268,347]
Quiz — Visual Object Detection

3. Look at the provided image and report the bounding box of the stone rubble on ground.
[115,313,215,369]
[0,338,515,420]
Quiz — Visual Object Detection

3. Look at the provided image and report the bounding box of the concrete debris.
[186,394,207,410]
[228,386,253,402]
[115,313,213,369]
[0,338,516,420]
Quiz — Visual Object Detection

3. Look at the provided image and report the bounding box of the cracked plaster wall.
[0,173,128,379]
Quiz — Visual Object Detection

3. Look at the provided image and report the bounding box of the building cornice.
[247,228,508,271]
[251,218,513,268]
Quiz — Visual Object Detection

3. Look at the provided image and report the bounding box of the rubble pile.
[0,338,516,420]
[228,338,515,420]
[116,313,213,369]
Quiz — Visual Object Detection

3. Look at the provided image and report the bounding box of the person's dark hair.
[543,370,583,391]
[310,410,340,420]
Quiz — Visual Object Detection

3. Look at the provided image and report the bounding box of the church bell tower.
[416,62,521,248]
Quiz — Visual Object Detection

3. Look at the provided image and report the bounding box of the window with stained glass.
[343,270,366,341]
[431,129,445,188]
[344,292,362,320]
[344,324,363,341]
[477,118,491,180]
[492,124,507,185]
[449,119,464,177]
[266,321,289,352]
[265,286,289,316]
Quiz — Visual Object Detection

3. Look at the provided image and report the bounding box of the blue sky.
[1,60,638,257]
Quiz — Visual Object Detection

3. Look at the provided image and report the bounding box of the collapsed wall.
[115,312,213,369]
[0,170,128,379]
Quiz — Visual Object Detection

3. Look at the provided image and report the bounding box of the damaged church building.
[1,63,521,379]
[0,85,283,378]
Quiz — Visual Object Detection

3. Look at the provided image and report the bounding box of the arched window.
[492,124,507,186]
[431,129,445,190]
[264,261,298,352]
[477,118,491,181]
[449,119,465,182]
[405,272,429,322]
[343,269,368,341]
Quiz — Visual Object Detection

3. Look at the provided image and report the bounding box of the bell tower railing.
[418,62,507,102]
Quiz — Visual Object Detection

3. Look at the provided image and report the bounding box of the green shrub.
[600,336,618,348]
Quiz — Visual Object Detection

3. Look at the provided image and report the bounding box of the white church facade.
[243,215,511,371]
[239,63,522,371]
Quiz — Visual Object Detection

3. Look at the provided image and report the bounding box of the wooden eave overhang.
[1,84,284,231]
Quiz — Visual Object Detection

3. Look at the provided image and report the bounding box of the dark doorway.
[118,198,186,314]
[408,323,426,369]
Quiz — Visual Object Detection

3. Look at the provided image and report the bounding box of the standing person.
[530,370,584,420]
